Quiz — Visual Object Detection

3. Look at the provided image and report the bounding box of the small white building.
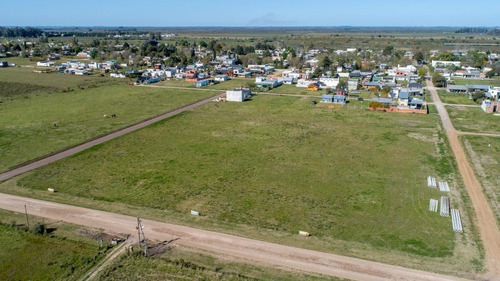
[226,89,251,102]
[215,74,229,82]
[37,61,55,67]
[319,78,340,88]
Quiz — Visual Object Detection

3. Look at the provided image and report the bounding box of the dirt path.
[78,239,130,281]
[457,131,500,138]
[0,193,470,281]
[0,93,224,182]
[428,81,500,280]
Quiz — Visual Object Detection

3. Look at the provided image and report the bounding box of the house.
[308,83,320,91]
[37,61,55,67]
[408,82,422,90]
[256,77,279,88]
[110,73,126,78]
[297,79,315,88]
[76,51,91,58]
[466,84,490,93]
[281,77,295,85]
[319,78,340,88]
[409,99,424,110]
[481,100,500,113]
[185,70,198,81]
[196,78,214,87]
[0,61,8,67]
[431,61,461,68]
[448,85,467,93]
[363,81,380,89]
[486,87,500,100]
[321,94,345,104]
[74,69,88,75]
[398,92,410,106]
[347,79,358,91]
[226,88,251,102]
[215,74,229,82]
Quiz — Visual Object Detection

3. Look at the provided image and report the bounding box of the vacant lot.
[461,136,500,225]
[0,210,108,281]
[451,78,500,87]
[156,77,253,90]
[97,247,341,281]
[268,84,324,95]
[438,90,476,105]
[0,85,213,171]
[18,96,458,257]
[446,106,500,133]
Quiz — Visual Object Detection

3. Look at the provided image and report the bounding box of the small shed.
[226,88,252,102]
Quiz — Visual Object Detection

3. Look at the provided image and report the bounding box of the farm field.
[7,94,482,277]
[0,210,109,281]
[96,247,342,281]
[446,106,500,133]
[0,84,214,171]
[451,78,500,87]
[460,135,500,226]
[437,90,476,105]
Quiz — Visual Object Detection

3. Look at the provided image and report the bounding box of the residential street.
[428,81,500,280]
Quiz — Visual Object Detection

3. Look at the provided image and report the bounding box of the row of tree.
[0,26,43,38]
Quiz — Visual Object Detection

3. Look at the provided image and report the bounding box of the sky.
[1,0,499,27]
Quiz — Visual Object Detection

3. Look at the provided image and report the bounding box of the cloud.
[247,13,296,26]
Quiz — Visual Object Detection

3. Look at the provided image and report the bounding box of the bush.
[32,223,46,235]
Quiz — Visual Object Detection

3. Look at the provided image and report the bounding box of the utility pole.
[24,204,29,229]
[136,217,148,257]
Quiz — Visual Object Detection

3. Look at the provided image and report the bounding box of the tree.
[415,51,425,63]
[418,67,427,80]
[321,56,332,69]
[90,49,98,59]
[432,72,447,87]
[199,41,208,48]
[383,45,394,56]
[472,92,486,102]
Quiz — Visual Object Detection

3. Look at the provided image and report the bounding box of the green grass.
[0,85,214,171]
[18,95,455,258]
[0,66,124,89]
[268,84,324,95]
[97,248,343,281]
[0,210,108,281]
[460,136,500,226]
[203,77,253,90]
[0,81,57,99]
[438,90,476,105]
[451,78,500,87]
[156,79,197,88]
[446,106,500,133]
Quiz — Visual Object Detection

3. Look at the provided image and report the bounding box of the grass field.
[17,96,457,256]
[97,248,342,281]
[438,90,476,105]
[0,84,214,171]
[268,84,324,95]
[451,78,500,87]
[446,106,500,133]
[461,136,500,226]
[0,210,108,281]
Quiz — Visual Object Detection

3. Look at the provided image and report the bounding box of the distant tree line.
[0,26,43,38]
[455,28,488,34]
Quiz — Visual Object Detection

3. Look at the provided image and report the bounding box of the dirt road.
[0,193,469,281]
[428,81,500,279]
[0,93,224,182]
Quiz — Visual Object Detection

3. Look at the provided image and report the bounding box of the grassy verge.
[0,85,214,171]
[437,90,476,105]
[0,209,110,281]
[2,95,482,278]
[460,136,500,227]
[446,106,500,133]
[451,78,500,87]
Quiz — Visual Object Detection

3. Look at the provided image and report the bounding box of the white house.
[297,79,315,88]
[215,74,229,82]
[319,78,340,88]
[226,89,251,102]
[347,79,358,91]
[37,61,55,67]
[431,61,461,68]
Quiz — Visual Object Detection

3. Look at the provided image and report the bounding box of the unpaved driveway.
[0,193,470,281]
[428,81,500,279]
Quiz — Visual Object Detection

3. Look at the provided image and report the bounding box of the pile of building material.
[440,196,450,217]
[427,176,437,188]
[429,199,438,212]
[451,209,463,233]
[438,181,450,192]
